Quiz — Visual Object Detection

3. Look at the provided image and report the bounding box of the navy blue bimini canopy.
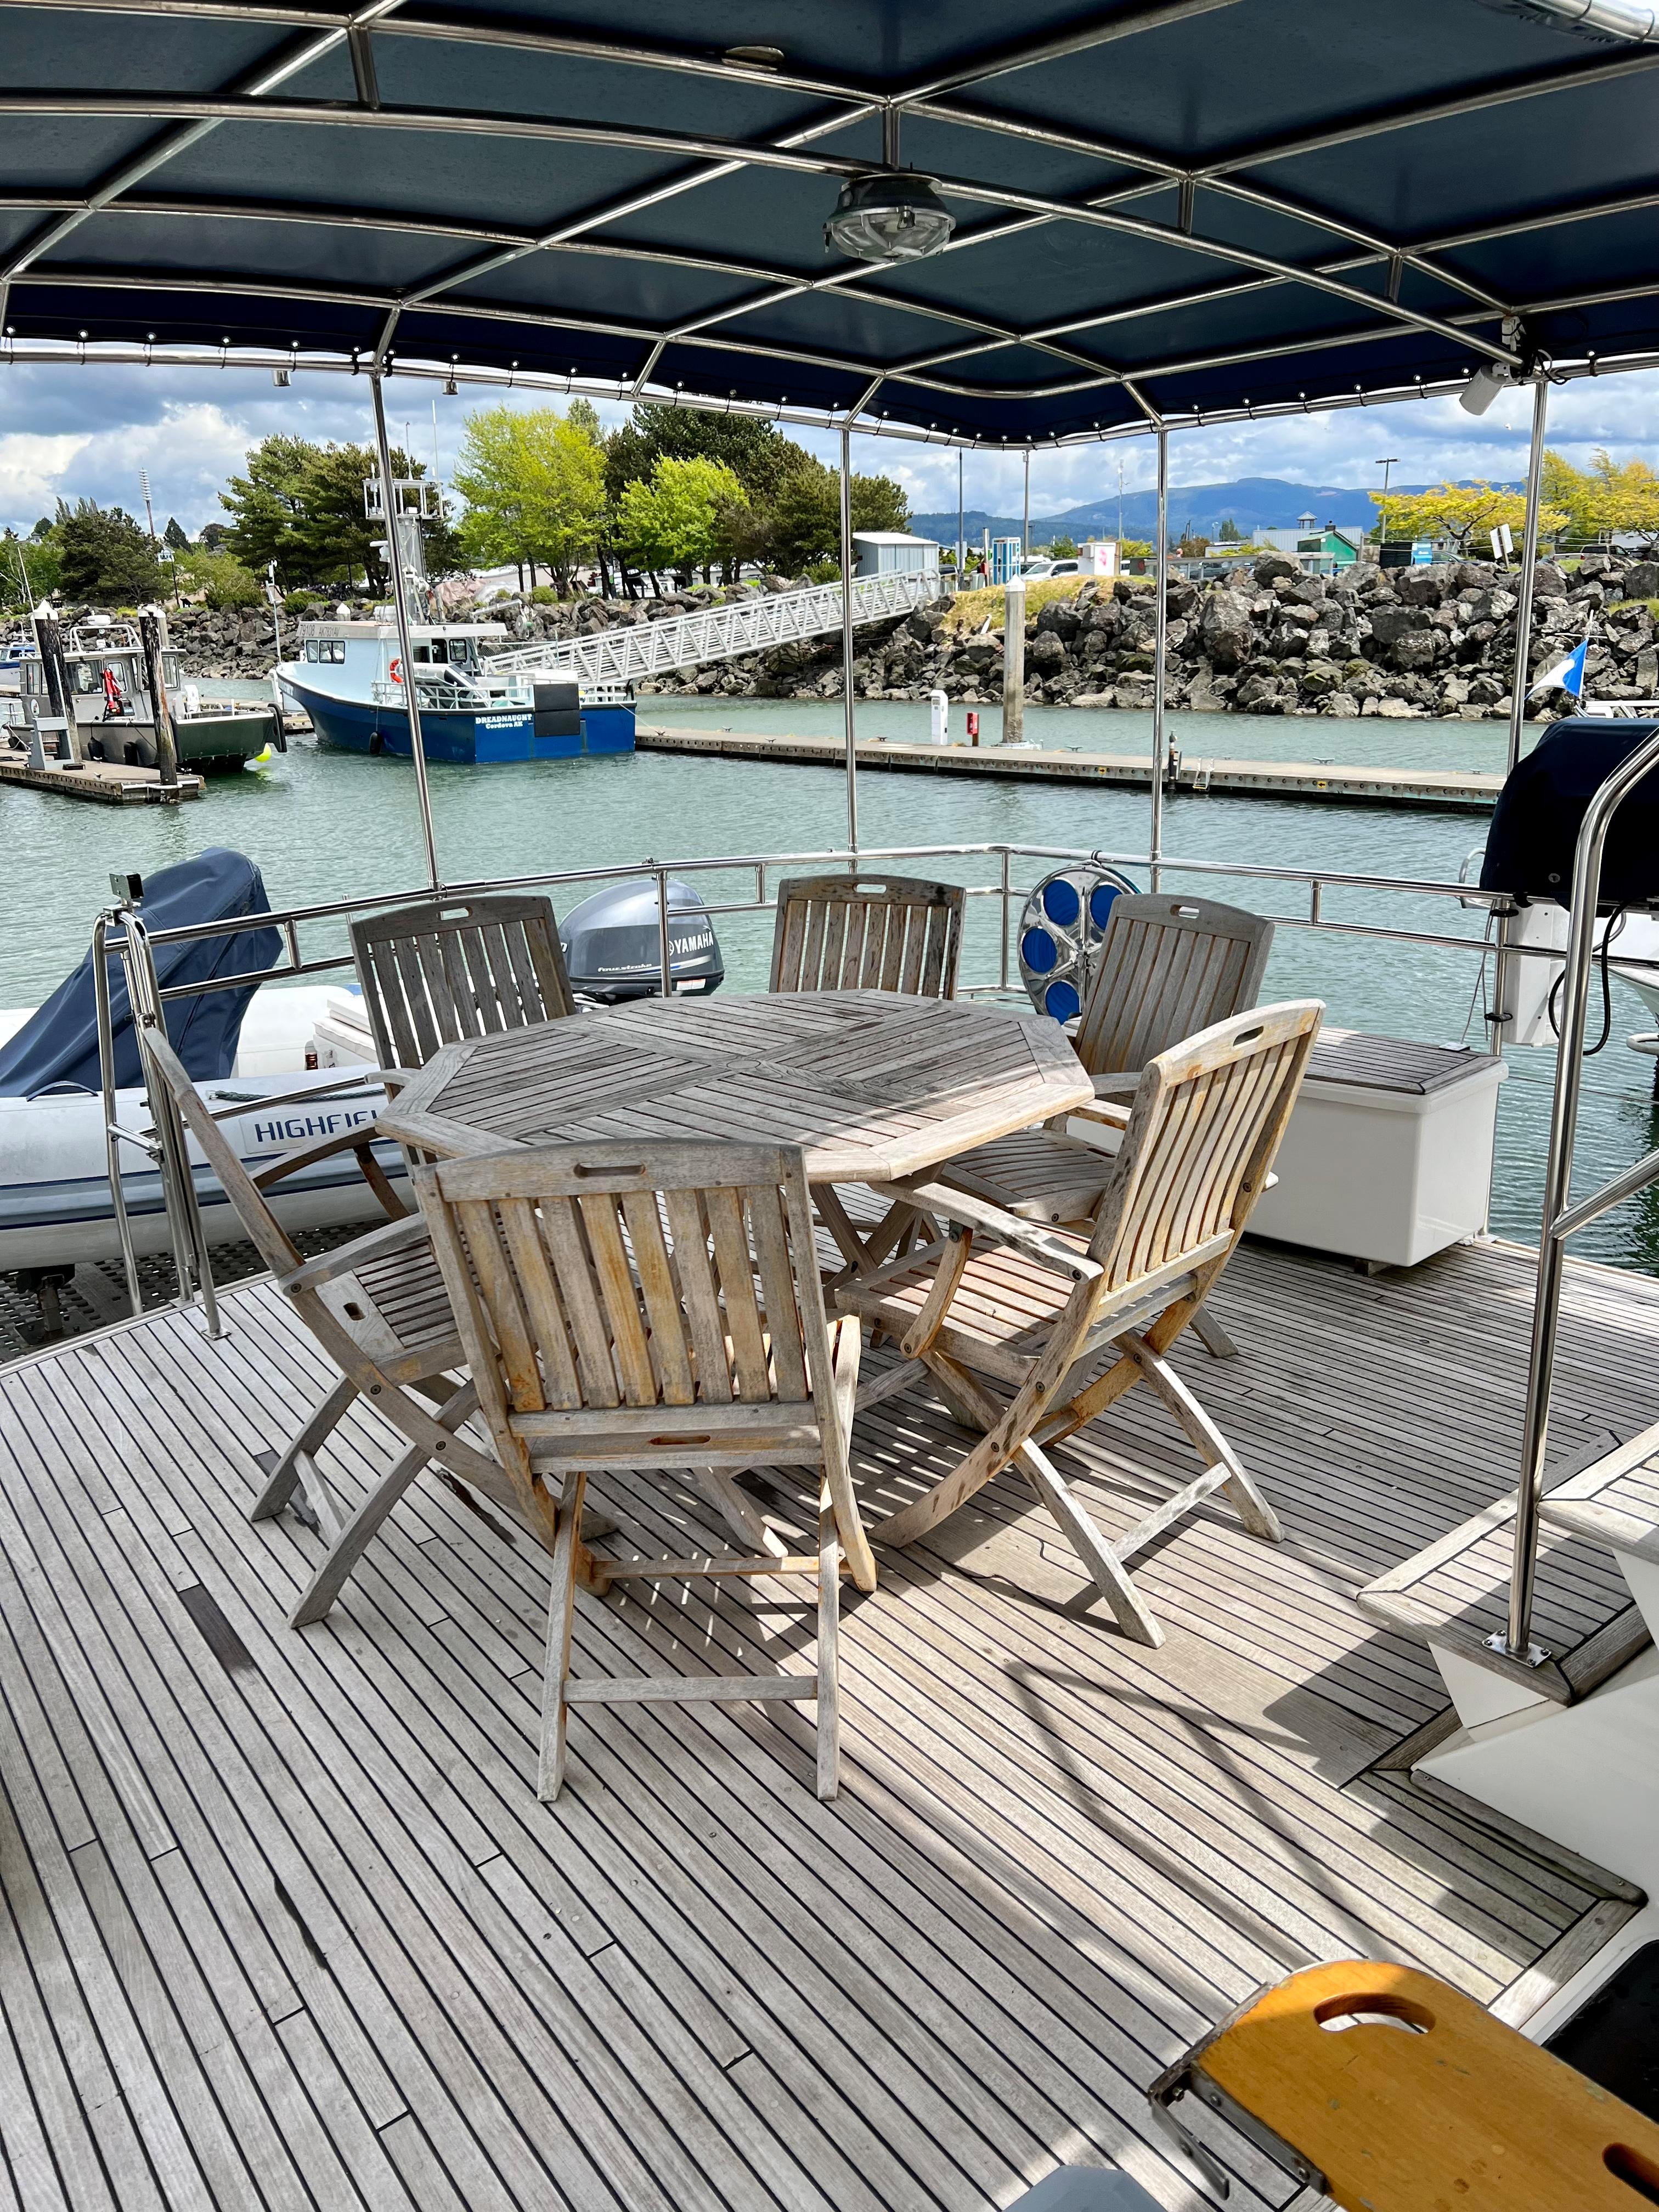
[4,0,1659,442]
[0,849,281,1096]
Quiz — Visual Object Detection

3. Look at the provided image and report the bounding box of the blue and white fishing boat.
[276,615,635,764]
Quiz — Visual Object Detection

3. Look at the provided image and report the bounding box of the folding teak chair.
[140,1029,515,1629]
[769,873,967,997]
[350,891,577,1074]
[838,1002,1323,1646]
[414,1139,878,1802]
[944,891,1274,1359]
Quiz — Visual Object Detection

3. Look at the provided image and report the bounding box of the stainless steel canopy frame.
[1503,731,1659,1660]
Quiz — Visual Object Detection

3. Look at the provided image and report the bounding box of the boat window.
[448,636,478,668]
[304,640,319,662]
[323,640,346,664]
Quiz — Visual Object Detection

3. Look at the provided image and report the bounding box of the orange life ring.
[389,656,403,683]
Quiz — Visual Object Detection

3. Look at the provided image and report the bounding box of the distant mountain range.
[911,475,1523,546]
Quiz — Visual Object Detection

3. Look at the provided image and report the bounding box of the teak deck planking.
[0,1231,1652,2209]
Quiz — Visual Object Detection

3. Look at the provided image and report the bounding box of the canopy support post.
[1150,422,1170,889]
[1503,725,1659,1662]
[839,421,858,854]
[370,366,441,890]
[1022,448,1030,561]
[1508,375,1550,776]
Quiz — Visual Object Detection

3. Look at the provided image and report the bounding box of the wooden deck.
[0,1233,1652,2210]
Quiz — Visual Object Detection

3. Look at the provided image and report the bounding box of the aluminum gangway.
[481,568,943,687]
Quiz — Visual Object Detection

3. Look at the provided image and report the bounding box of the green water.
[8,699,1656,1272]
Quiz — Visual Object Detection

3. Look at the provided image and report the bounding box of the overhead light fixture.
[272,366,291,386]
[1477,0,1659,41]
[1460,362,1517,416]
[826,171,954,263]
[826,105,954,264]
[443,374,458,396]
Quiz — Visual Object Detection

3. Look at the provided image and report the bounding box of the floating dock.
[0,753,204,804]
[636,724,1502,811]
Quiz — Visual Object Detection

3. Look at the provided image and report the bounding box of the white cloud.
[6,359,1659,535]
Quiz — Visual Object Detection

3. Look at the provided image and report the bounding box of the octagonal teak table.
[378,990,1093,1206]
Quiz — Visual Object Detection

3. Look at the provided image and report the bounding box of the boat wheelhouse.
[279,617,635,763]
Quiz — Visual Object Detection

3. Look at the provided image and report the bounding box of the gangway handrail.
[1503,725,1659,1663]
[479,569,940,686]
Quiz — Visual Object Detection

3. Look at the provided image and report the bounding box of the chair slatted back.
[770,873,966,998]
[350,893,576,1071]
[1074,893,1274,1078]
[140,1029,303,1278]
[415,1139,840,1483]
[1090,1001,1322,1294]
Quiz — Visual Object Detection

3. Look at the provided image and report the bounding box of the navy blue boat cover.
[0,849,281,1096]
[1481,718,1659,911]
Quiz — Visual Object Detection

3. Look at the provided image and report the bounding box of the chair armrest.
[1090,1071,1139,1099]
[1068,1098,1131,1131]
[250,1122,409,1220]
[280,1212,430,1293]
[201,1070,402,1121]
[868,1180,1101,1284]
[377,1109,522,1159]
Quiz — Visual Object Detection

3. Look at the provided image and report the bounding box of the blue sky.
[2,358,1656,538]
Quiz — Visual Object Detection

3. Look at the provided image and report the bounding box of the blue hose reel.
[1018,865,1138,1023]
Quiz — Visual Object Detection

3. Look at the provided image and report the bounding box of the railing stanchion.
[1503,724,1659,1661]
[999,849,1012,991]
[654,866,673,998]
[94,912,143,1316]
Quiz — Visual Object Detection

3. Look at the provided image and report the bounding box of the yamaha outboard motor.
[1481,717,1659,909]
[558,878,724,1002]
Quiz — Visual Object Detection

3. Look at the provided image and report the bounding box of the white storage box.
[1248,1029,1507,1268]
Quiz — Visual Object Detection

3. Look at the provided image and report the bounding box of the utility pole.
[1376,456,1399,497]
[1117,456,1125,546]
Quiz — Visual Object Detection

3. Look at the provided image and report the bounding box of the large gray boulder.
[1367,604,1430,647]
[1252,552,1300,585]
[1199,589,1256,671]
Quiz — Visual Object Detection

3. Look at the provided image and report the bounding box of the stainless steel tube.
[1505,722,1659,1656]
[1507,376,1550,777]
[370,369,442,890]
[1149,424,1170,888]
[93,912,144,1315]
[839,422,858,851]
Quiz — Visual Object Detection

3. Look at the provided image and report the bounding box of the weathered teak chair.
[946,891,1275,1227]
[140,1028,515,1629]
[414,1138,878,1802]
[769,873,967,997]
[838,1001,1323,1647]
[349,891,577,1074]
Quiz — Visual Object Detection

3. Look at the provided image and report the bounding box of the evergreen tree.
[163,516,189,551]
[54,501,164,605]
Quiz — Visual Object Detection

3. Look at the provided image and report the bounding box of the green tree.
[163,516,189,552]
[174,544,264,610]
[221,436,436,591]
[453,404,606,593]
[53,501,165,605]
[1546,448,1659,551]
[763,461,912,574]
[1216,517,1242,543]
[616,456,745,582]
[0,528,59,613]
[1047,534,1079,558]
[1372,479,1566,556]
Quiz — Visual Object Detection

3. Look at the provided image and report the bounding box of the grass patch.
[934,571,1152,635]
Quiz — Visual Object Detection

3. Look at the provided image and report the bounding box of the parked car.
[1021,557,1081,579]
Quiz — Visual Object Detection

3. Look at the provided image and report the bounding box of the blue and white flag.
[1530,628,1591,700]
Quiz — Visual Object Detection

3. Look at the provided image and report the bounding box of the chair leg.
[694,1465,788,1559]
[815,1474,841,1802]
[538,1470,587,1803]
[1121,1336,1282,1543]
[926,1357,1164,1646]
[1190,1305,1240,1361]
[287,1382,481,1628]
[250,1375,358,1523]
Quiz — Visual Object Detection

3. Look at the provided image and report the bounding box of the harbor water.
[6,697,1654,1273]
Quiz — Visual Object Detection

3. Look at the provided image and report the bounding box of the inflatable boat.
[0,849,397,1273]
